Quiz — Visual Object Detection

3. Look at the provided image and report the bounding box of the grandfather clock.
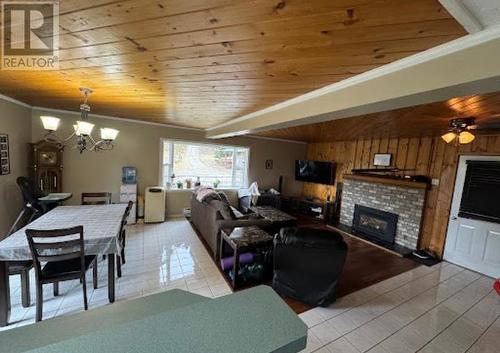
[29,141,63,193]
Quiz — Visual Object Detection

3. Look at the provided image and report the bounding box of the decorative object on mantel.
[40,88,119,153]
[0,134,10,175]
[373,153,391,167]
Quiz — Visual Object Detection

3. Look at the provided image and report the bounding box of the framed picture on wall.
[373,153,392,167]
[0,134,10,176]
[265,159,273,170]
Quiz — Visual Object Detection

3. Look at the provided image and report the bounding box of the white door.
[443,155,500,278]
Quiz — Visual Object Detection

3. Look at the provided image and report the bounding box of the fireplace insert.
[352,205,398,244]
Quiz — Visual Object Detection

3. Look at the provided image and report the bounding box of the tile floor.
[298,262,500,353]
[3,219,499,353]
[3,218,232,330]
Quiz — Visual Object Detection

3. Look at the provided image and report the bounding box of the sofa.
[190,193,271,258]
[239,192,281,213]
[272,227,348,307]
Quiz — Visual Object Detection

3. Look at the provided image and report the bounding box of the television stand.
[280,196,335,223]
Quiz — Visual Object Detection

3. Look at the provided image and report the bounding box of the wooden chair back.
[26,226,85,280]
[81,192,112,205]
[119,201,133,243]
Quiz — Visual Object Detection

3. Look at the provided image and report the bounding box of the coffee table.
[219,226,274,289]
[249,206,297,231]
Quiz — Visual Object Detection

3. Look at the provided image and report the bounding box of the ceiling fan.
[441,116,500,145]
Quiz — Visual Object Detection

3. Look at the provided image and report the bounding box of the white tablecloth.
[0,204,127,261]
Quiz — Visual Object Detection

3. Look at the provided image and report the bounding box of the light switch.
[431,178,440,186]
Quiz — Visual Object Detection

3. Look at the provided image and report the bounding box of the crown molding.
[0,93,32,108]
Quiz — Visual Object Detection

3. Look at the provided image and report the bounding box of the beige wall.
[31,108,306,216]
[0,99,32,238]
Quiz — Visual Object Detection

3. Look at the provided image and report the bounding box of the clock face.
[39,151,58,166]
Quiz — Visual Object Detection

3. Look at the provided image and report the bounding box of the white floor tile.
[3,219,231,329]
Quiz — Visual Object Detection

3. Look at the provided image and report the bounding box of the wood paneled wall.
[303,135,500,257]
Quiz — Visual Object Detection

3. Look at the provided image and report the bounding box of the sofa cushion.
[211,199,234,220]
[194,186,220,202]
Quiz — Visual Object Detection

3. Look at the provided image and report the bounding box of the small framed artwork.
[373,153,392,167]
[265,159,273,170]
[0,134,10,176]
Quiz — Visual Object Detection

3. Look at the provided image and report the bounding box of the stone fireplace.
[340,175,427,250]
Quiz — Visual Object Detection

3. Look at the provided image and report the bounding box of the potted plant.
[176,180,183,189]
[213,179,221,188]
[185,178,192,189]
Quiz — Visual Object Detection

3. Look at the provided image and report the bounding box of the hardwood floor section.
[283,219,420,314]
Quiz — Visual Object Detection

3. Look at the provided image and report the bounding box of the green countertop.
[1,286,307,353]
[1,289,210,353]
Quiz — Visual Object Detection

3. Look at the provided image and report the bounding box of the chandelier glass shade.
[40,116,60,131]
[40,88,119,153]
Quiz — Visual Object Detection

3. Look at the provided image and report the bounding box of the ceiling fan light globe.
[40,116,60,131]
[100,128,119,141]
[76,121,94,136]
[441,132,457,144]
[458,131,475,144]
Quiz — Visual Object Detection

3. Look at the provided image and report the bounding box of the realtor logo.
[1,0,59,70]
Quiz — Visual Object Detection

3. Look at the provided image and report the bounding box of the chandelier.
[441,117,476,145]
[40,88,119,153]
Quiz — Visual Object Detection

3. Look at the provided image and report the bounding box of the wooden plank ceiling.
[256,92,500,142]
[0,0,466,128]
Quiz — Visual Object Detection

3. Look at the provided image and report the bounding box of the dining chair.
[117,201,133,278]
[26,226,98,322]
[81,192,112,205]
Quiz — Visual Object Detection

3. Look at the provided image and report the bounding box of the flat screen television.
[295,160,335,185]
[459,160,500,223]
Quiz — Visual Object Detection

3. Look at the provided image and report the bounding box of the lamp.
[39,88,119,153]
[100,128,119,141]
[40,116,60,131]
[441,118,476,145]
[75,121,94,136]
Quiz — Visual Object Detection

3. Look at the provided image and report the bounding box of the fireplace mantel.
[343,174,429,189]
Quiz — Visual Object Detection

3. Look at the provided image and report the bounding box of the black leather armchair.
[272,227,348,307]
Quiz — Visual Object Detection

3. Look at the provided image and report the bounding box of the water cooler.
[120,166,137,224]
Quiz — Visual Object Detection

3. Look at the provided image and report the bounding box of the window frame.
[159,138,250,190]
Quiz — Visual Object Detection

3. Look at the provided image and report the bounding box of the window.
[161,140,249,189]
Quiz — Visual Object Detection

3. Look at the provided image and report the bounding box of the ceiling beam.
[439,0,483,33]
[206,25,500,139]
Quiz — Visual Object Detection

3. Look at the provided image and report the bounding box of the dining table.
[0,204,127,327]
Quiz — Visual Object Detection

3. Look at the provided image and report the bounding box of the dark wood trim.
[108,254,115,303]
[327,224,409,257]
[343,174,429,189]
[0,262,10,327]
